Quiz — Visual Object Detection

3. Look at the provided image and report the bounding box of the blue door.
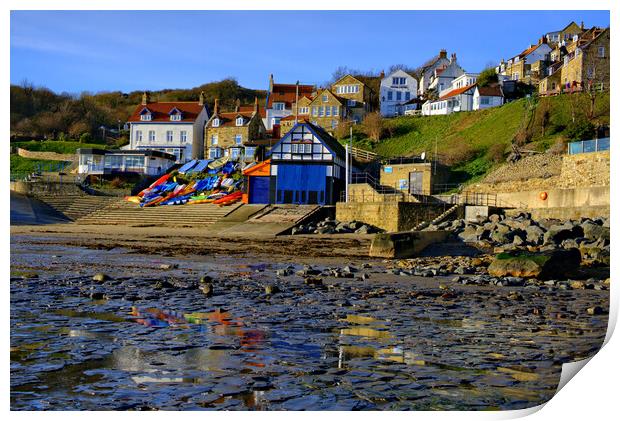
[276,164,327,205]
[249,176,270,204]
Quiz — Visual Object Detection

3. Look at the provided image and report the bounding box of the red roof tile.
[267,83,314,108]
[438,84,476,100]
[476,85,503,97]
[128,102,205,123]
[238,105,266,118]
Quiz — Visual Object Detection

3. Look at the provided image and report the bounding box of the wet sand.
[10,226,609,410]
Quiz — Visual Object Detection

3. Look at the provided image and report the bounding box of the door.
[409,171,423,195]
[276,164,327,205]
[249,176,270,204]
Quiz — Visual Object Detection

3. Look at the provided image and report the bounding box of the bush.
[361,112,384,142]
[444,142,477,165]
[110,177,124,188]
[477,68,498,87]
[79,132,93,143]
[548,137,567,155]
[564,120,595,141]
[486,143,506,163]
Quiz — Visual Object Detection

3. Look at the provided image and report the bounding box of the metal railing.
[568,138,610,155]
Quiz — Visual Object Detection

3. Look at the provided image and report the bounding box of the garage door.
[249,176,270,204]
[276,164,327,205]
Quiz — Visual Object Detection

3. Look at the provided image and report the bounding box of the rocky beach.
[10,212,610,410]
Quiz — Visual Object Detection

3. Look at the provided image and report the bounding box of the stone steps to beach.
[75,199,242,226]
[35,195,119,221]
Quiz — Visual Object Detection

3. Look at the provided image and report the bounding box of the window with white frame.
[212,118,220,127]
[140,113,152,121]
[347,99,356,106]
[209,148,222,159]
[319,107,324,117]
[326,106,331,117]
[299,107,309,114]
[312,106,318,116]
[322,94,328,102]
[480,97,490,105]
[180,131,187,143]
[598,47,605,57]
[211,135,218,145]
[235,134,243,145]
[387,91,393,101]
[136,130,143,142]
[244,146,256,158]
[236,117,244,126]
[230,148,240,159]
[166,131,173,142]
[148,130,155,142]
[273,103,285,111]
[332,106,338,116]
[291,143,299,153]
[396,91,402,101]
[170,114,181,121]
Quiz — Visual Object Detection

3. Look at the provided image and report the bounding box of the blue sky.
[10,10,610,94]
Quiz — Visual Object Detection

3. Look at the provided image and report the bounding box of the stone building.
[308,89,347,132]
[559,27,610,90]
[496,37,552,86]
[204,98,266,161]
[331,74,375,123]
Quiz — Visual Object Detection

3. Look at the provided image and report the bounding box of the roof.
[476,84,503,97]
[209,111,256,127]
[280,115,310,121]
[239,104,266,118]
[242,159,271,176]
[128,102,205,123]
[267,83,314,108]
[438,84,476,100]
[269,121,346,160]
[76,148,177,160]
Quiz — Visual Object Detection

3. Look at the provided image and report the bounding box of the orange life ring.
[539,192,548,201]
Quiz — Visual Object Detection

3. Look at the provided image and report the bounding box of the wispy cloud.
[11,35,113,60]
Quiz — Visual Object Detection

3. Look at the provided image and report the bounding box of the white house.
[496,40,553,81]
[422,84,476,116]
[427,53,465,95]
[127,92,209,163]
[418,49,451,96]
[76,148,176,176]
[264,74,315,130]
[473,85,504,110]
[379,69,418,117]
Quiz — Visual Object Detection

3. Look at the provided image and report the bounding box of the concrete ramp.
[10,191,70,225]
[213,205,321,237]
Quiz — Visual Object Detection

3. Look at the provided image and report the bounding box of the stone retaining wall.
[336,202,447,232]
[17,148,76,162]
[558,150,610,188]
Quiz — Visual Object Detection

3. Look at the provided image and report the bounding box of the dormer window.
[169,107,183,121]
[236,117,244,126]
[212,118,220,127]
[139,107,152,121]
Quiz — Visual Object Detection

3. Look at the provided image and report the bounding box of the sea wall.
[336,202,447,232]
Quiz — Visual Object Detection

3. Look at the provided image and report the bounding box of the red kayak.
[212,191,242,205]
[139,173,171,197]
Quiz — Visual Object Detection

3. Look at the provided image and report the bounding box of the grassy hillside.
[14,140,106,154]
[10,155,69,176]
[352,92,610,183]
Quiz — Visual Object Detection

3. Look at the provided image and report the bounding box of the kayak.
[212,191,242,204]
[138,173,170,197]
[207,156,229,170]
[124,196,141,204]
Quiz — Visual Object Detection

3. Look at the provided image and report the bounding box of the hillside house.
[331,74,375,123]
[266,122,346,205]
[308,89,346,132]
[427,54,465,95]
[545,21,586,47]
[418,49,452,97]
[496,38,552,86]
[472,85,504,110]
[379,69,418,117]
[204,97,267,161]
[264,74,315,130]
[127,92,209,162]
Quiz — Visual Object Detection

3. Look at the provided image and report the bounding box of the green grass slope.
[352,92,609,183]
[14,140,106,154]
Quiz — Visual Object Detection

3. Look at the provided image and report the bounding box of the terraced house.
[264,74,315,131]
[308,89,346,132]
[279,95,313,136]
[418,49,452,97]
[496,37,552,86]
[127,92,209,162]
[204,98,267,161]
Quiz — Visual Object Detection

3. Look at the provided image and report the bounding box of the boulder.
[458,225,479,242]
[92,273,111,282]
[487,248,581,279]
[543,224,584,245]
[525,226,545,245]
[581,221,610,242]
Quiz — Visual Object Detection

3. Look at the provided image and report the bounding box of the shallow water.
[10,237,609,410]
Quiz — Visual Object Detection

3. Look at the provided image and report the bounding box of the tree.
[477,67,499,87]
[537,98,552,137]
[584,63,605,119]
[361,112,384,142]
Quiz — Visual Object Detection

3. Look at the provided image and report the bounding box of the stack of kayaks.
[127,159,247,208]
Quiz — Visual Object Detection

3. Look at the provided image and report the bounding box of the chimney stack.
[439,49,447,59]
[141,91,149,105]
[269,74,274,92]
[253,96,259,114]
[450,53,456,63]
[213,98,219,115]
[379,70,385,78]
[581,21,585,30]
[199,91,205,106]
